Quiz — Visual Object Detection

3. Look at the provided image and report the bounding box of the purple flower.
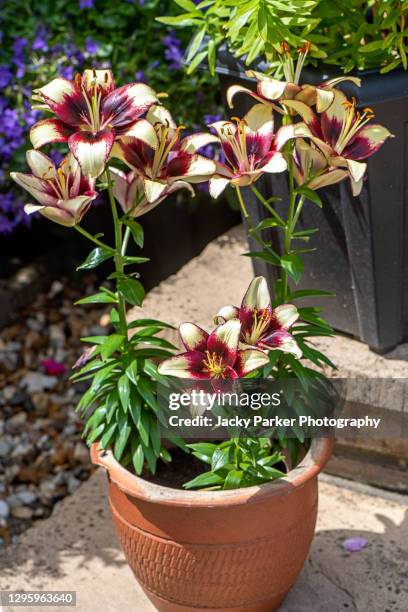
[0,67,12,88]
[12,37,28,57]
[49,149,65,166]
[85,37,99,54]
[12,37,28,78]
[342,537,368,552]
[79,0,94,7]
[60,65,75,80]
[41,359,66,376]
[163,31,183,70]
[32,27,48,52]
[135,69,146,82]
[0,215,15,235]
[204,113,222,125]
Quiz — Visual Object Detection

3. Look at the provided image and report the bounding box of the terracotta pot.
[91,437,333,612]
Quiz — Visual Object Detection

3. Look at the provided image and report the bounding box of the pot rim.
[91,436,333,508]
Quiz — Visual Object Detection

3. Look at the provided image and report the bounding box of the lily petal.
[344,124,393,160]
[30,118,72,149]
[82,69,115,95]
[234,349,269,376]
[122,118,159,150]
[180,133,220,153]
[102,83,158,130]
[146,104,177,131]
[273,124,296,151]
[62,194,96,221]
[282,100,322,138]
[109,167,129,211]
[33,78,77,105]
[320,89,347,146]
[345,159,367,183]
[24,203,77,227]
[242,277,271,310]
[10,172,57,207]
[207,320,241,366]
[214,305,240,324]
[273,304,299,329]
[257,78,287,101]
[227,84,265,108]
[209,175,230,199]
[158,351,209,379]
[260,330,302,359]
[179,322,209,352]
[143,179,167,203]
[26,150,56,179]
[166,153,215,182]
[261,152,287,174]
[68,129,115,178]
[244,103,274,135]
[307,169,348,190]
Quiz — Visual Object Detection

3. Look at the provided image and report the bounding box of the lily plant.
[11,69,216,476]
[11,49,390,490]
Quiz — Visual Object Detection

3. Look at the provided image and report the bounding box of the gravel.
[0,274,112,547]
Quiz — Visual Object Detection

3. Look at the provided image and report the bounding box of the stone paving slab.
[0,470,407,612]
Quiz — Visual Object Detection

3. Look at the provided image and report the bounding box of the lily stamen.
[203,351,226,378]
[336,97,376,154]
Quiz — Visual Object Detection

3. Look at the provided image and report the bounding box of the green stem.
[236,185,252,227]
[290,195,306,233]
[106,169,128,338]
[121,226,131,257]
[236,186,264,248]
[75,225,113,251]
[250,185,285,226]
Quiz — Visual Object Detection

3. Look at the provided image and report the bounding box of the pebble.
[7,412,27,430]
[16,490,38,505]
[20,372,58,394]
[0,500,10,518]
[49,324,66,347]
[3,386,16,402]
[73,442,89,464]
[67,476,81,494]
[0,437,11,458]
[11,506,33,520]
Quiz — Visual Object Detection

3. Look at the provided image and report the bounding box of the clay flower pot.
[91,437,333,612]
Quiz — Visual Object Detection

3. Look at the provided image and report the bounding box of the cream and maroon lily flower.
[284,91,392,195]
[30,69,159,178]
[111,105,217,203]
[292,139,348,190]
[157,319,269,380]
[109,167,194,217]
[215,277,302,359]
[227,42,361,115]
[10,150,97,227]
[208,104,295,198]
[227,71,362,115]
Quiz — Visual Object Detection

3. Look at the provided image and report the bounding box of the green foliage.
[164,0,408,75]
[184,438,286,490]
[72,316,176,474]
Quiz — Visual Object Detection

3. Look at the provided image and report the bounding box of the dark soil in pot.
[140,447,205,489]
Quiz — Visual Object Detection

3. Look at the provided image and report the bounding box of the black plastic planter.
[215,48,408,352]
